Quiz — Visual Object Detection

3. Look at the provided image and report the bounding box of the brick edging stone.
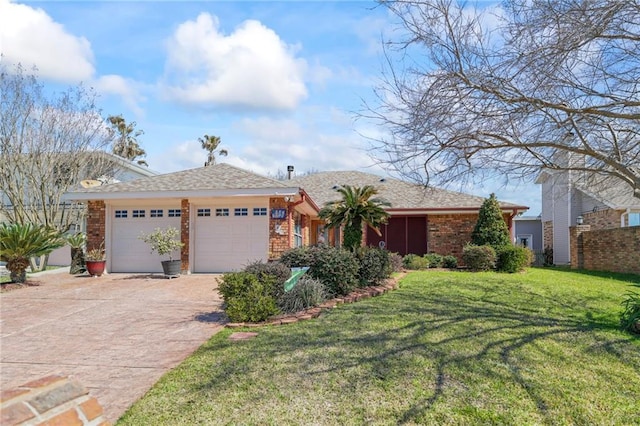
[0,375,110,426]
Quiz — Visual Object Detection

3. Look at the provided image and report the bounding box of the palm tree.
[319,185,391,251]
[108,115,148,166]
[0,223,66,283]
[199,134,228,166]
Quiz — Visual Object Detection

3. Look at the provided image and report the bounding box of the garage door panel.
[194,209,268,273]
[110,208,180,273]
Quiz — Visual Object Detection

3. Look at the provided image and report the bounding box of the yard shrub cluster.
[402,253,458,270]
[496,245,533,273]
[280,245,360,296]
[278,277,328,314]
[356,247,391,285]
[620,292,640,334]
[388,252,404,272]
[217,272,279,322]
[219,245,396,322]
[462,244,497,271]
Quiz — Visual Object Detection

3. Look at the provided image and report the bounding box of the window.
[168,209,181,217]
[215,208,229,217]
[234,208,248,216]
[517,234,532,248]
[115,210,127,218]
[150,209,163,218]
[132,209,145,218]
[253,207,267,216]
[197,208,211,217]
[629,213,640,227]
[293,213,303,248]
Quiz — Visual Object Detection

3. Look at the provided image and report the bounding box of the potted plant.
[139,226,184,278]
[85,242,106,277]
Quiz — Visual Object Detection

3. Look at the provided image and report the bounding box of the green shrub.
[389,252,404,272]
[620,292,640,334]
[357,247,391,286]
[244,260,291,301]
[278,277,328,313]
[462,244,496,271]
[403,254,429,270]
[442,255,458,269]
[280,245,359,296]
[218,272,279,322]
[424,253,443,268]
[471,193,511,250]
[496,245,533,273]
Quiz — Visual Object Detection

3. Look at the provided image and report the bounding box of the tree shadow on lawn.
[188,284,639,424]
[545,266,640,285]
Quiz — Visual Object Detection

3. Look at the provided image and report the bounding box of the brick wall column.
[180,199,190,273]
[543,220,553,250]
[269,197,290,260]
[86,200,105,252]
[569,225,590,269]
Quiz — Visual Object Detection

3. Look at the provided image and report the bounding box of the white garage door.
[110,206,181,273]
[193,205,269,273]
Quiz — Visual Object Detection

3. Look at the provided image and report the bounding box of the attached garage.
[192,202,269,273]
[109,204,181,273]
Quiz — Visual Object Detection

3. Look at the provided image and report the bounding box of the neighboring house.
[42,152,159,266]
[513,216,543,251]
[291,171,528,257]
[66,164,528,274]
[537,170,640,265]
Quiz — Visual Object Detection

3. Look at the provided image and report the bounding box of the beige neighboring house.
[537,170,640,265]
[0,153,160,266]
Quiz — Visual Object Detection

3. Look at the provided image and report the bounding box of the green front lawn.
[118,268,640,425]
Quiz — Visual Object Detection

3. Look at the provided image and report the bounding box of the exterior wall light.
[576,215,584,225]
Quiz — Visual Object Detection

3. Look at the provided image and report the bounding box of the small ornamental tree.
[138,227,184,261]
[471,193,510,250]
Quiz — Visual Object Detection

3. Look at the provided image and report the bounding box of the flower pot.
[161,260,181,278]
[86,260,106,277]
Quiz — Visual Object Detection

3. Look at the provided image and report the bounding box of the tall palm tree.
[108,115,148,166]
[319,185,391,251]
[199,134,228,166]
[0,223,66,283]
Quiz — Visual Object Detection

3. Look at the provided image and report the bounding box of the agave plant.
[0,223,66,283]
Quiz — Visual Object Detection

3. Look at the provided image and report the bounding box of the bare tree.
[367,0,640,198]
[0,63,112,232]
[108,115,148,166]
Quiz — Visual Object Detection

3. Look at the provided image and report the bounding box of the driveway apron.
[0,270,226,422]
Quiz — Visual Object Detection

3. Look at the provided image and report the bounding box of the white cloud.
[0,0,95,82]
[94,75,145,116]
[161,13,308,110]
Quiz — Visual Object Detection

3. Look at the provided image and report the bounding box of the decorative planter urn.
[85,260,106,277]
[161,260,181,278]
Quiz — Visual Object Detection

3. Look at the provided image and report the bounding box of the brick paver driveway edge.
[0,271,226,422]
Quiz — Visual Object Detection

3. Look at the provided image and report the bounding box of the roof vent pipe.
[287,165,294,180]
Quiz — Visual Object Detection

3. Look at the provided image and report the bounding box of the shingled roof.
[72,163,290,194]
[290,170,527,211]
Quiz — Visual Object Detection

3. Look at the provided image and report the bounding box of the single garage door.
[110,206,181,272]
[193,205,269,272]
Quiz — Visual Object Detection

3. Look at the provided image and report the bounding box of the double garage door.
[110,203,269,273]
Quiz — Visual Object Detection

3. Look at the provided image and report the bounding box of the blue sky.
[2,0,541,214]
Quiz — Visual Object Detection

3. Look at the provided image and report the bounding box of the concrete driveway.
[0,269,226,422]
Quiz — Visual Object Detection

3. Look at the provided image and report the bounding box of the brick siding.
[570,225,640,275]
[1,375,110,426]
[86,200,105,252]
[543,220,553,249]
[269,197,290,260]
[583,209,623,230]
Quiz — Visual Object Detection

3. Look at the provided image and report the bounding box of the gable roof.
[290,170,527,212]
[67,163,299,200]
[575,175,640,209]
